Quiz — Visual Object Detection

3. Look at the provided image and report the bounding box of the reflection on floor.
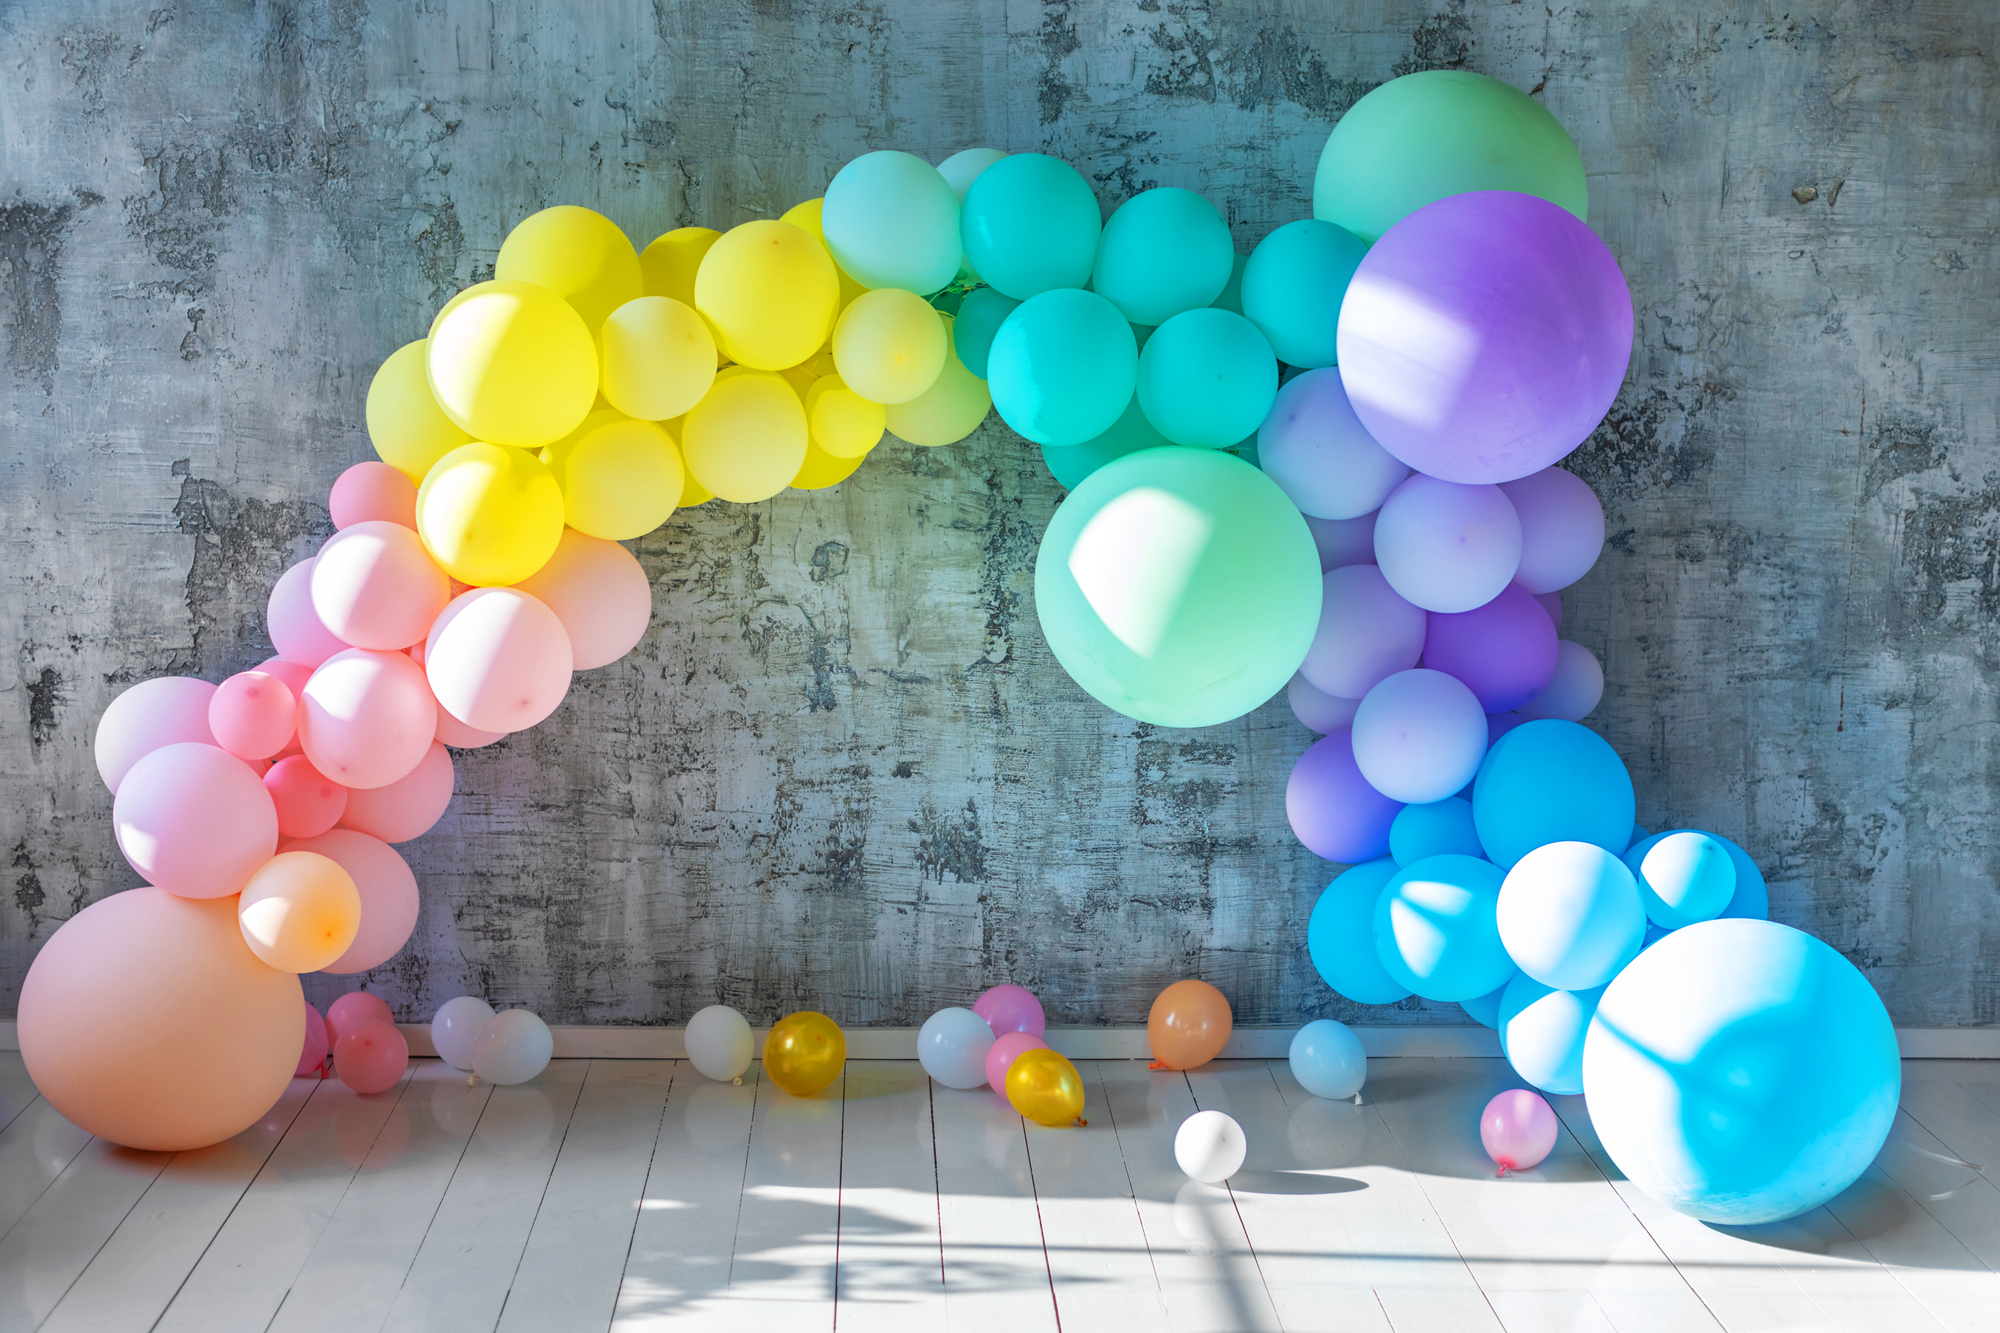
[0,1051,1995,1331]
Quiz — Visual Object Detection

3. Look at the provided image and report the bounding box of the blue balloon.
[1372,853,1513,1002]
[987,290,1138,446]
[1460,980,1510,1028]
[1136,308,1278,449]
[1040,392,1169,490]
[952,287,1021,380]
[916,1006,997,1090]
[1583,919,1900,1224]
[1625,830,1735,928]
[1496,841,1646,991]
[1498,975,1603,1095]
[1307,859,1409,1005]
[1472,719,1635,869]
[960,153,1102,300]
[1092,187,1235,326]
[1241,219,1369,368]
[1629,829,1768,921]
[1289,1019,1368,1099]
[1390,797,1482,865]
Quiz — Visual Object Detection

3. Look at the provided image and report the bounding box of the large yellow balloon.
[236,851,361,974]
[885,315,993,447]
[427,281,598,447]
[600,296,717,421]
[416,442,566,584]
[680,369,808,503]
[764,1011,846,1097]
[367,339,473,481]
[639,226,721,305]
[1005,1048,1087,1127]
[791,438,869,491]
[778,198,868,310]
[833,288,948,404]
[544,410,684,540]
[693,221,838,370]
[804,375,886,459]
[495,205,643,332]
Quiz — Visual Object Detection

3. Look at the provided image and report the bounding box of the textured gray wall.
[1,1,1994,1029]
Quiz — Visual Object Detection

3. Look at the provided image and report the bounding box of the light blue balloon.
[1390,797,1483,865]
[1040,393,1169,490]
[953,287,1021,380]
[1625,830,1735,928]
[1372,853,1513,1002]
[1289,1019,1368,1099]
[1307,858,1409,1005]
[1472,719,1636,869]
[961,153,1102,300]
[822,150,963,294]
[1583,919,1900,1224]
[1496,841,1646,991]
[1091,187,1235,325]
[987,289,1138,446]
[1460,980,1510,1028]
[1136,308,1278,449]
[1241,219,1369,368]
[1629,829,1768,921]
[916,1006,996,1090]
[1498,975,1604,1095]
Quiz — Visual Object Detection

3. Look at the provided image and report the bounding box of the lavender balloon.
[1373,475,1522,613]
[1299,564,1427,699]
[1424,584,1560,713]
[1351,669,1489,804]
[1534,591,1563,631]
[1517,639,1604,721]
[1258,369,1409,520]
[1287,673,1359,734]
[1287,730,1403,862]
[1336,191,1634,484]
[1500,467,1605,593]
[1305,511,1377,572]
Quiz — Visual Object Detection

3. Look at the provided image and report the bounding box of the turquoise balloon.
[1307,859,1409,1005]
[961,153,1102,300]
[1136,309,1277,449]
[953,287,1021,380]
[1472,719,1635,869]
[1584,919,1900,1224]
[1211,252,1248,315]
[988,290,1138,447]
[822,150,963,294]
[1091,187,1234,326]
[1033,447,1321,727]
[1040,393,1168,490]
[1498,975,1603,1096]
[1241,219,1369,368]
[1371,853,1514,1002]
[1630,829,1769,921]
[1389,797,1482,866]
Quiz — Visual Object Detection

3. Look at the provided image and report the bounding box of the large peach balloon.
[425,588,574,734]
[209,670,297,761]
[1147,979,1233,1071]
[264,754,348,838]
[267,558,351,668]
[340,741,454,843]
[237,850,362,973]
[94,675,217,794]
[284,829,421,974]
[310,521,451,650]
[297,648,437,790]
[512,529,652,670]
[329,461,418,530]
[18,888,303,1151]
[114,742,279,898]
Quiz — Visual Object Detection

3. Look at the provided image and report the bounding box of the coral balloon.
[694,220,839,370]
[415,442,566,587]
[94,675,218,794]
[1147,979,1232,1071]
[311,520,451,650]
[237,850,362,973]
[339,740,453,843]
[472,1009,555,1085]
[431,995,495,1071]
[821,150,962,294]
[984,1030,1048,1092]
[329,461,419,530]
[1480,1088,1559,1175]
[544,411,684,541]
[324,990,394,1052]
[297,1001,329,1078]
[1257,368,1409,520]
[513,529,652,670]
[114,742,278,898]
[680,370,809,503]
[286,829,422,974]
[885,315,993,447]
[973,984,1046,1037]
[763,1011,847,1097]
[425,587,575,734]
[335,1019,409,1095]
[366,339,472,482]
[267,559,351,668]
[600,295,717,421]
[264,754,349,839]
[495,204,642,333]
[1006,1048,1086,1126]
[297,648,437,790]
[833,288,947,405]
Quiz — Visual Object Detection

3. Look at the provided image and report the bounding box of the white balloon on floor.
[1174,1109,1248,1184]
[430,995,495,1071]
[685,1004,755,1082]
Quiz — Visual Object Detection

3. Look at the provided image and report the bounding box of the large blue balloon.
[1308,859,1409,1005]
[1497,975,1603,1095]
[1472,719,1635,868]
[1372,853,1513,1002]
[1628,829,1768,921]
[1583,919,1900,1224]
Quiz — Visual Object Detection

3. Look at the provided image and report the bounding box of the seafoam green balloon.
[1091,187,1234,326]
[1313,70,1588,243]
[1040,392,1169,489]
[952,287,1021,380]
[1136,308,1278,449]
[986,289,1137,446]
[1241,220,1368,368]
[823,150,963,294]
[961,153,1102,300]
[1033,446,1322,728]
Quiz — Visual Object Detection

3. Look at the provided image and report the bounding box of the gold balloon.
[805,375,886,459]
[1005,1048,1086,1127]
[680,368,808,503]
[763,1011,846,1097]
[495,205,643,333]
[639,226,721,306]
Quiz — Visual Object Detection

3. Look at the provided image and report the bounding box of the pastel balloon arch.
[21,70,1898,1227]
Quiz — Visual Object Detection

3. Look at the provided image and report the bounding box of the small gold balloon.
[1005,1047,1086,1127]
[763,1011,847,1098]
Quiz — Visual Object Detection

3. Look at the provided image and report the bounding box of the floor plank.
[832,1060,944,1330]
[0,1093,93,1239]
[0,1053,43,1136]
[930,1078,1060,1332]
[718,1060,844,1330]
[0,1137,174,1330]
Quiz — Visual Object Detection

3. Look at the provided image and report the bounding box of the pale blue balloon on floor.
[1497,975,1604,1095]
[1308,858,1409,1004]
[1290,1019,1368,1099]
[1472,718,1635,868]
[916,1006,997,1090]
[1626,829,1736,928]
[1372,853,1513,1001]
[1496,840,1646,991]
[1390,796,1483,865]
[1459,980,1510,1028]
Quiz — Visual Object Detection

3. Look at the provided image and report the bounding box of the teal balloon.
[1041,393,1168,490]
[1372,853,1514,1002]
[1472,719,1635,869]
[953,287,1021,380]
[1460,981,1509,1028]
[1241,220,1369,368]
[1630,829,1768,922]
[961,153,1102,300]
[1091,187,1234,326]
[1498,975,1603,1096]
[988,289,1138,446]
[1624,830,1735,929]
[1389,797,1482,866]
[1307,859,1409,1005]
[1033,447,1320,727]
[822,150,963,294]
[1211,253,1248,316]
[1136,309,1277,449]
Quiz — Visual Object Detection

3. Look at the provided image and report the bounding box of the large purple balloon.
[1372,474,1521,613]
[1336,191,1634,484]
[1424,584,1560,713]
[1500,467,1605,593]
[1299,564,1426,699]
[1287,731,1403,863]
[1257,369,1409,520]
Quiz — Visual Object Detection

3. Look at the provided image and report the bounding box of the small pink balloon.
[334,1019,409,1095]
[285,829,421,974]
[324,990,394,1052]
[311,521,451,651]
[434,702,508,749]
[297,1002,329,1078]
[1499,467,1604,594]
[425,588,575,734]
[264,755,348,839]
[209,670,297,761]
[984,1030,1048,1092]
[329,461,418,531]
[255,658,316,758]
[93,676,218,794]
[340,741,453,843]
[297,648,437,790]
[267,558,351,668]
[513,528,653,670]
[973,984,1047,1038]
[113,742,279,898]
[1480,1087,1559,1175]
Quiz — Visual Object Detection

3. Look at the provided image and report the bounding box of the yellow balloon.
[833,288,948,405]
[599,296,717,421]
[639,226,721,305]
[778,359,820,400]
[778,198,869,310]
[693,221,838,371]
[763,1011,847,1097]
[543,410,684,540]
[791,438,869,491]
[680,370,808,503]
[426,281,598,447]
[804,375,886,459]
[236,852,361,974]
[886,315,993,447]
[1005,1048,1087,1127]
[416,442,566,584]
[366,339,472,481]
[495,205,643,332]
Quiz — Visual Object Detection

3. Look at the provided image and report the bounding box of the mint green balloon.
[961,153,1102,300]
[987,289,1137,446]
[1041,393,1169,489]
[1034,447,1322,728]
[1314,71,1588,244]
[823,150,963,294]
[1091,188,1234,326]
[952,287,1020,380]
[1241,220,1367,368]
[1136,308,1277,449]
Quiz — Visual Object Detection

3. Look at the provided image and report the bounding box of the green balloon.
[953,287,1020,380]
[1136,308,1277,449]
[1034,447,1322,728]
[1313,71,1588,243]
[987,289,1137,447]
[1091,187,1234,326]
[1241,220,1367,368]
[823,150,964,294]
[1040,393,1169,490]
[961,153,1103,300]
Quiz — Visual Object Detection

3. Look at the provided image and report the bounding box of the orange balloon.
[1147,978,1233,1070]
[237,850,362,973]
[19,888,303,1151]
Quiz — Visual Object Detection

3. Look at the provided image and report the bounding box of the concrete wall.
[1,0,1994,1028]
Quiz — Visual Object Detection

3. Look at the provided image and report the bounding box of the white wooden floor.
[1,1053,1997,1332]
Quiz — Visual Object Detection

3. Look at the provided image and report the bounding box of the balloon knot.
[1147,1060,1169,1070]
[733,1076,743,1086]
[1495,1163,1511,1177]
[468,1074,480,1087]
[1074,1117,1088,1128]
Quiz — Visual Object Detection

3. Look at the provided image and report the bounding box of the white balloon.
[917,1007,996,1089]
[471,1008,554,1085]
[685,1004,754,1082]
[1174,1109,1247,1184]
[430,995,495,1071]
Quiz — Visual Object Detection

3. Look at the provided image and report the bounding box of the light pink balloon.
[286,830,421,974]
[513,529,652,670]
[310,521,451,651]
[1498,467,1605,594]
[297,648,437,790]
[425,588,575,734]
[434,702,508,749]
[984,1030,1048,1092]
[267,559,351,668]
[1299,564,1427,699]
[340,741,454,843]
[323,990,393,1051]
[113,742,279,898]
[209,670,297,761]
[329,462,418,531]
[1480,1087,1558,1174]
[93,676,217,794]
[297,1002,329,1078]
[334,1019,408,1095]
[255,658,316,758]
[264,755,348,839]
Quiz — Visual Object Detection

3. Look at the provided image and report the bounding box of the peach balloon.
[324,990,394,1052]
[298,1001,329,1077]
[1147,979,1233,1071]
[267,558,350,667]
[329,461,419,530]
[114,742,279,898]
[283,829,421,974]
[297,648,437,789]
[264,754,348,838]
[93,675,217,794]
[425,588,575,733]
[340,741,454,843]
[237,851,362,973]
[335,1020,409,1095]
[209,670,297,761]
[310,521,451,650]
[434,703,507,749]
[18,888,303,1151]
[513,528,653,670]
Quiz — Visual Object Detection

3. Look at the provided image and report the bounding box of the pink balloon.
[297,648,437,790]
[1499,467,1604,594]
[267,559,351,668]
[311,521,451,651]
[1372,475,1522,614]
[1480,1087,1558,1175]
[1287,673,1359,734]
[334,1019,409,1095]
[329,461,418,531]
[93,676,217,794]
[513,529,652,670]
[1423,584,1560,714]
[341,741,454,843]
[264,755,348,839]
[113,742,278,898]
[209,670,297,761]
[1286,730,1402,863]
[1299,564,1426,699]
[297,1002,329,1078]
[973,984,1046,1038]
[285,829,421,974]
[1304,511,1378,573]
[255,658,316,758]
[434,703,508,749]
[985,1030,1048,1092]
[425,589,575,734]
[324,990,394,1051]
